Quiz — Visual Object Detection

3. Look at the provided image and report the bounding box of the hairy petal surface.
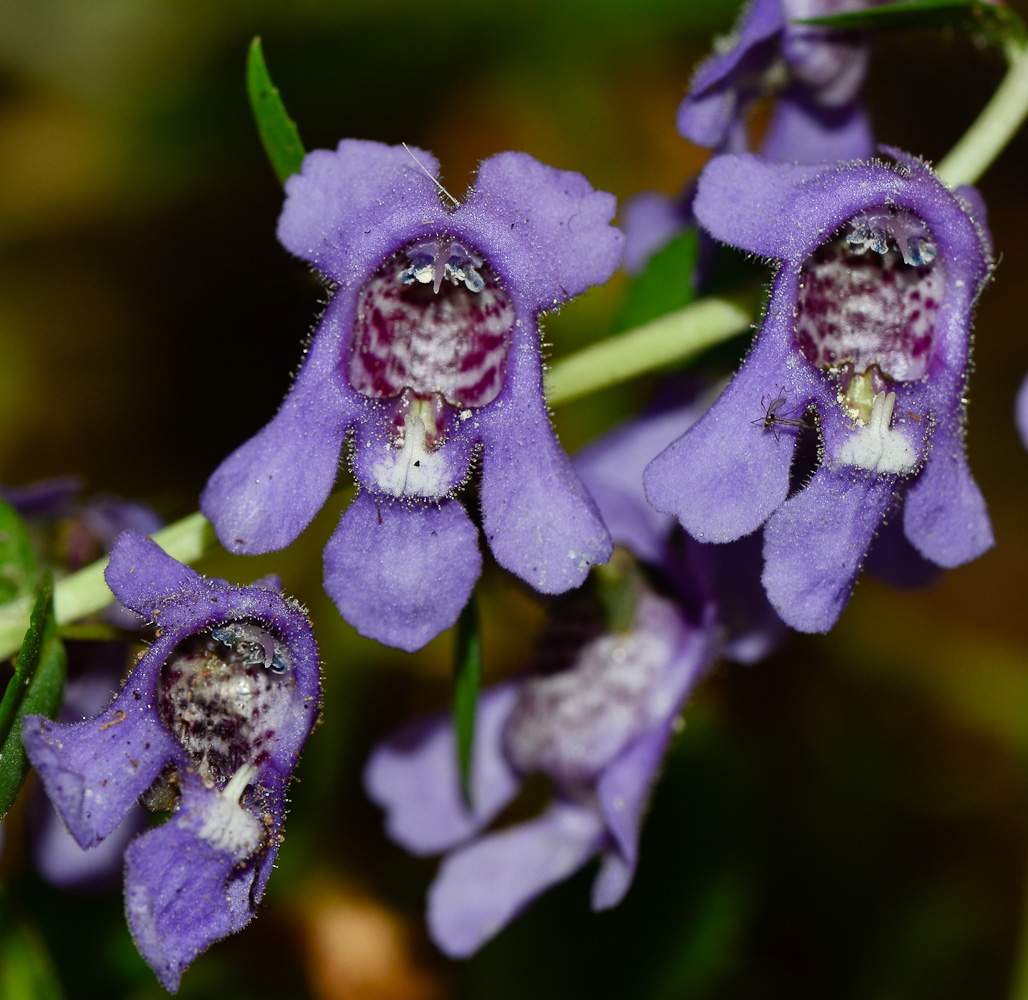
[323,493,481,651]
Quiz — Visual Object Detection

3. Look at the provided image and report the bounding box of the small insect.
[753,390,813,442]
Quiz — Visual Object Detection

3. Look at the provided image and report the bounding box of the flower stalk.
[937,41,1028,188]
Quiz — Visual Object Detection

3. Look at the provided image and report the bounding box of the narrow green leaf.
[595,548,640,634]
[453,600,483,807]
[0,498,38,605]
[614,229,700,335]
[797,0,1026,49]
[0,574,66,819]
[246,36,307,186]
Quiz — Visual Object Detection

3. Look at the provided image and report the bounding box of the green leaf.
[797,0,1026,50]
[453,599,483,807]
[614,228,700,335]
[0,498,38,605]
[246,36,307,186]
[0,574,66,820]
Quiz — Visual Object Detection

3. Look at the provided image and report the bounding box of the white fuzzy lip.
[197,763,264,858]
[835,390,917,475]
[372,402,451,498]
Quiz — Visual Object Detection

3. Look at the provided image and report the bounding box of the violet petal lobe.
[1017,373,1028,452]
[592,719,675,911]
[426,800,603,958]
[762,468,894,632]
[677,0,785,148]
[104,530,202,618]
[454,151,623,312]
[22,710,179,848]
[200,297,356,555]
[323,492,481,652]
[276,139,447,285]
[573,398,696,563]
[693,153,834,259]
[643,324,807,542]
[479,398,611,593]
[364,682,524,856]
[124,814,269,993]
[902,430,993,567]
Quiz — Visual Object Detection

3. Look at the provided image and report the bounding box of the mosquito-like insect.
[753,390,813,442]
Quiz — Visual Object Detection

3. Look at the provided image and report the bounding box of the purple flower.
[679,0,877,163]
[364,399,782,957]
[644,150,993,633]
[367,586,717,958]
[23,531,321,992]
[201,141,623,652]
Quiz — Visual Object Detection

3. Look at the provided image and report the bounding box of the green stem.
[545,293,755,406]
[0,512,216,661]
[936,42,1028,188]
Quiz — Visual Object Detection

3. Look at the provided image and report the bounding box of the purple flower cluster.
[202,142,622,653]
[24,532,321,992]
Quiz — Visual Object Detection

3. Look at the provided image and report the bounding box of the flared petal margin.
[323,493,481,652]
[760,87,874,164]
[363,682,524,856]
[479,403,611,593]
[677,0,785,148]
[427,801,603,958]
[124,814,274,993]
[455,152,623,312]
[201,304,356,555]
[762,468,894,632]
[903,425,993,567]
[592,720,675,910]
[644,326,809,542]
[23,710,178,848]
[277,139,447,285]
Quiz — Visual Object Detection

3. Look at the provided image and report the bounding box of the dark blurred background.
[3,1,1028,997]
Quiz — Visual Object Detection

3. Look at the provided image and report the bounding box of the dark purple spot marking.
[795,217,942,382]
[349,241,514,411]
[157,622,296,786]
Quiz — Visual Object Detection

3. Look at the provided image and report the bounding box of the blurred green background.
[4,0,1028,997]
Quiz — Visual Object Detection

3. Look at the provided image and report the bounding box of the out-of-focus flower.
[202,141,623,652]
[23,532,321,992]
[680,0,878,162]
[645,150,993,632]
[624,0,879,276]
[365,396,782,956]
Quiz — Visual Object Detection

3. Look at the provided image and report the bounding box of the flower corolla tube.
[23,531,321,992]
[201,141,623,652]
[644,150,993,632]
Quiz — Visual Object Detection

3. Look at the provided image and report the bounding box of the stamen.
[839,370,878,424]
[372,398,451,498]
[197,763,264,858]
[835,390,917,475]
